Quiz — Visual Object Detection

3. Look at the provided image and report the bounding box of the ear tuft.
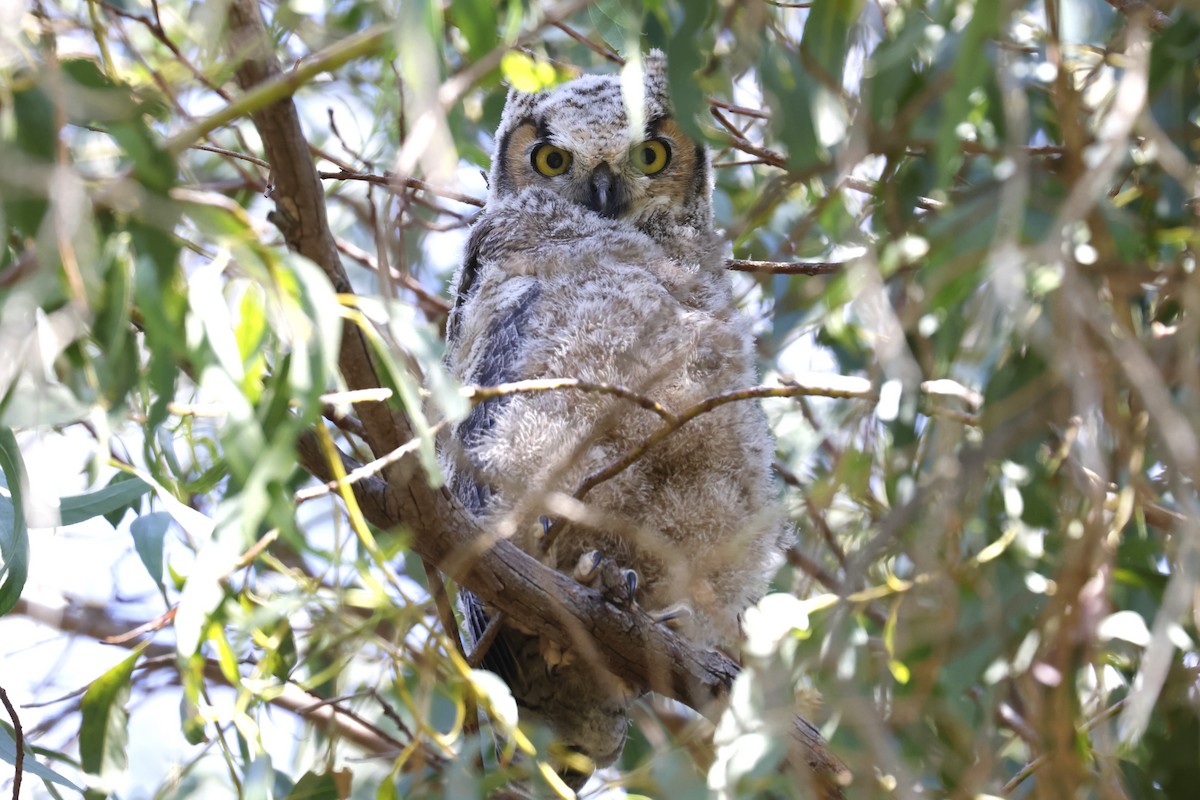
[499,88,539,129]
[643,49,671,117]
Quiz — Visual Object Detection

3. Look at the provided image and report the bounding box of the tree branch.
[10,596,413,758]
[227,3,849,795]
[1,685,23,800]
[1104,0,1170,31]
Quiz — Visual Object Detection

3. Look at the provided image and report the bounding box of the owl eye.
[633,139,671,175]
[531,143,572,177]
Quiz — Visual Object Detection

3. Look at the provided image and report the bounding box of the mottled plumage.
[441,52,788,786]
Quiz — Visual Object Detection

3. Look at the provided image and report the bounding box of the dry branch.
[225,2,849,796]
[1,685,23,800]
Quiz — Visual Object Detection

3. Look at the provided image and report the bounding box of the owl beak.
[586,165,627,219]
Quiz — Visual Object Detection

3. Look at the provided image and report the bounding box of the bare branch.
[1104,0,1171,31]
[464,378,679,423]
[726,258,845,276]
[551,22,623,64]
[320,169,485,208]
[10,596,415,758]
[1,685,23,800]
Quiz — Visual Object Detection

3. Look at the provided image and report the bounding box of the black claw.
[623,569,638,596]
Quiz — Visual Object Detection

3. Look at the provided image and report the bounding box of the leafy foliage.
[1,0,1198,798]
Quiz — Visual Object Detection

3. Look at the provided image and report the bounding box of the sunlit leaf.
[80,649,141,799]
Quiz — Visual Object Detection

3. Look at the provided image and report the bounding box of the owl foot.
[540,636,576,673]
[574,550,638,608]
[649,602,693,629]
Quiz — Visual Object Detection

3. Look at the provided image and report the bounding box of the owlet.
[441,51,789,788]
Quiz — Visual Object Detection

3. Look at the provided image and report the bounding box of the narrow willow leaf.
[450,0,498,61]
[0,722,83,792]
[59,476,151,527]
[934,1,1002,190]
[79,649,141,799]
[0,428,30,615]
[129,511,170,587]
[799,0,863,84]
[285,769,351,800]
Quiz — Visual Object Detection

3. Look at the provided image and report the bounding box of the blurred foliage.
[2,0,1199,798]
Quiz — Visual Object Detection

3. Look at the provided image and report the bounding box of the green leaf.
[934,1,1002,189]
[92,244,139,410]
[179,655,208,745]
[80,650,141,799]
[59,476,151,527]
[451,0,498,62]
[355,302,443,486]
[129,511,170,587]
[758,47,820,172]
[0,428,30,616]
[0,722,84,792]
[799,0,863,83]
[665,0,712,142]
[5,82,54,236]
[285,769,351,800]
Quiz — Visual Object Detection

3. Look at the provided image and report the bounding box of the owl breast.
[445,188,783,649]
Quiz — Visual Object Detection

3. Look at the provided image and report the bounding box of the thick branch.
[1103,0,1170,31]
[227,3,848,795]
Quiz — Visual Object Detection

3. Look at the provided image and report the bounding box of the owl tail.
[461,590,633,789]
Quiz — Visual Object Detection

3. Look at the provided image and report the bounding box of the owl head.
[487,51,712,237]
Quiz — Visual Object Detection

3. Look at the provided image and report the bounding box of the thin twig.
[369,688,417,741]
[726,259,845,276]
[552,22,623,64]
[295,422,448,502]
[569,381,874,512]
[467,612,506,668]
[0,686,23,800]
[190,143,270,168]
[1001,697,1131,794]
[424,561,468,659]
[463,378,678,423]
[708,97,770,119]
[320,169,485,207]
[333,238,452,317]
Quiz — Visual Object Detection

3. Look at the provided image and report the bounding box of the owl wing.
[446,228,539,692]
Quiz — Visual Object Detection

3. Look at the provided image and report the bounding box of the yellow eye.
[532,143,572,177]
[633,139,671,175]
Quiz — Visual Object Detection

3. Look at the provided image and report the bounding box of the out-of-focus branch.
[1104,0,1171,31]
[1,685,23,800]
[726,258,844,275]
[11,596,412,756]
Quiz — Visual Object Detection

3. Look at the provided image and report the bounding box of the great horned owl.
[442,52,787,786]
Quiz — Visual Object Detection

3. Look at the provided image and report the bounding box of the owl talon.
[573,550,603,584]
[623,568,638,597]
[651,602,693,628]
